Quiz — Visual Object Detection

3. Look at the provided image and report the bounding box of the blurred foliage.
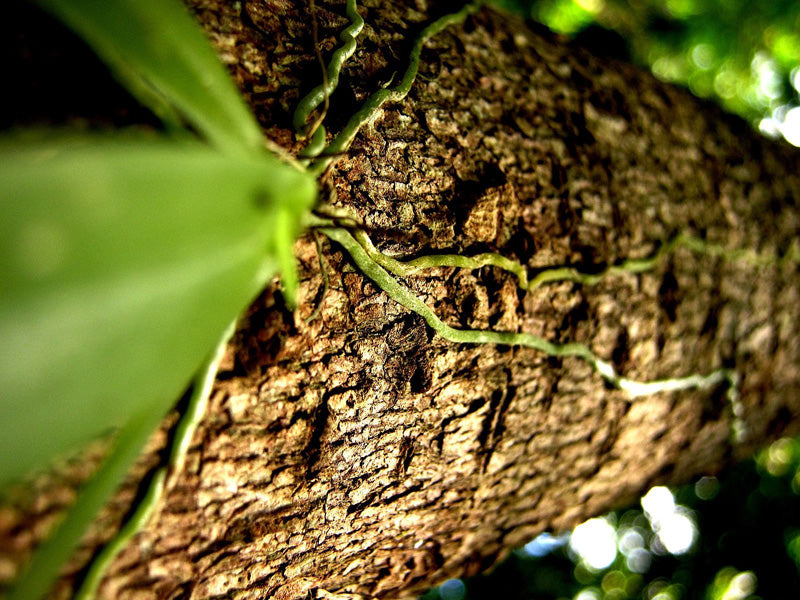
[1,1,314,596]
[487,0,800,145]
[423,436,800,599]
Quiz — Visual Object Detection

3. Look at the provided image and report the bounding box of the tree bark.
[3,1,800,598]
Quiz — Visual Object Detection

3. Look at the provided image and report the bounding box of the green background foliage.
[490,0,800,145]
[423,438,800,599]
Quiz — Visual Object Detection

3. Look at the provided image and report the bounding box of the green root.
[309,1,481,173]
[353,229,800,291]
[293,0,364,142]
[291,0,765,446]
[299,124,328,159]
[321,226,739,403]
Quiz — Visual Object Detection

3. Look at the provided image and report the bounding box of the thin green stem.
[309,1,481,174]
[293,0,364,140]
[322,227,738,403]
[352,229,798,292]
[74,468,166,600]
[166,321,235,486]
[72,322,235,600]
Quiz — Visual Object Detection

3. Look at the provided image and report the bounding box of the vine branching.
[293,0,365,157]
[303,1,481,174]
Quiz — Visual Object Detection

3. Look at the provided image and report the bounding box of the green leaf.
[6,322,235,600]
[0,134,315,484]
[6,402,168,600]
[33,0,266,154]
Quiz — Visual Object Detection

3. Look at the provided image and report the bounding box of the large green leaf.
[33,0,266,154]
[0,134,315,484]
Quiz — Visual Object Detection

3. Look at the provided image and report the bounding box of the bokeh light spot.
[723,571,757,600]
[692,44,715,70]
[570,517,618,570]
[523,531,569,557]
[574,588,601,600]
[641,486,675,518]
[695,476,720,500]
[779,106,800,147]
[438,578,466,600]
[618,528,645,555]
[655,510,697,555]
[626,548,652,573]
[641,487,697,555]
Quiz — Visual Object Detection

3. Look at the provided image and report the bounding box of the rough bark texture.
[3,1,800,599]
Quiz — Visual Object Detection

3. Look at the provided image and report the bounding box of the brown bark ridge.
[3,1,800,598]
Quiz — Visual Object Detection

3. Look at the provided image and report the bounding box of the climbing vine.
[293,0,365,156]
[298,1,482,175]
[293,0,762,434]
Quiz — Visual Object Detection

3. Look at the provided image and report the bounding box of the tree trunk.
[4,1,800,598]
